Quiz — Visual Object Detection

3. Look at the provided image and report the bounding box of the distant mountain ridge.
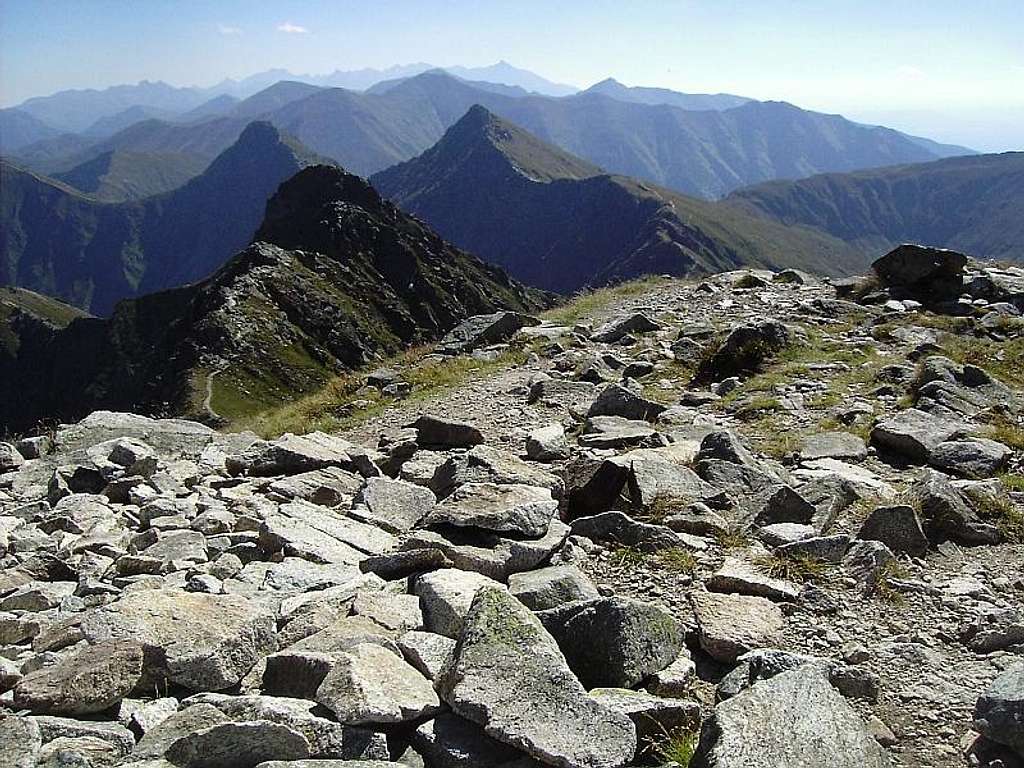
[0,164,546,430]
[9,70,973,200]
[582,77,752,111]
[0,122,325,314]
[374,106,870,292]
[726,152,1024,262]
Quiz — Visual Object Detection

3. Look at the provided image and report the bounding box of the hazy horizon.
[2,0,1022,152]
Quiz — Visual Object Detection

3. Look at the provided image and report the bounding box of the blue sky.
[2,0,1022,150]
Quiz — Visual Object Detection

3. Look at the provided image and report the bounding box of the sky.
[2,0,1022,151]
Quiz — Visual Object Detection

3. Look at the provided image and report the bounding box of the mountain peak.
[431,105,602,182]
[256,164,384,251]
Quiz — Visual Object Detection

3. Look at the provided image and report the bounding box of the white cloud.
[277,22,309,34]
[218,24,243,36]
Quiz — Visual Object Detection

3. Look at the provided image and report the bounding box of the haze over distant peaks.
[582,77,753,111]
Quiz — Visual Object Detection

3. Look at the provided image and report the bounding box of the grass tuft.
[754,551,827,583]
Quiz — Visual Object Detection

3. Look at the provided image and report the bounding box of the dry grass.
[754,551,828,583]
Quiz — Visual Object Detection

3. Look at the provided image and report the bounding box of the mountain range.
[727,152,1024,262]
[0,164,545,431]
[6,70,973,201]
[1,122,324,314]
[373,106,869,291]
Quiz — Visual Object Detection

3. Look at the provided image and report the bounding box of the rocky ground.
[1,246,1023,768]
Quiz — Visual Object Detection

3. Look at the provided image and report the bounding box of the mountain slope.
[53,150,210,201]
[373,106,869,292]
[0,165,546,430]
[1,122,325,314]
[726,152,1024,261]
[583,78,752,111]
[0,108,62,154]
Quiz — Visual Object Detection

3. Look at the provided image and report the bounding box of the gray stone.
[437,312,535,356]
[415,568,505,638]
[695,321,791,382]
[266,467,363,507]
[397,630,456,680]
[930,438,1012,479]
[437,587,637,768]
[182,693,390,761]
[226,432,374,477]
[0,716,42,768]
[591,313,661,343]
[645,648,697,697]
[912,470,1001,544]
[538,597,685,689]
[776,534,850,564]
[259,500,395,564]
[586,383,666,422]
[82,589,277,692]
[130,704,229,760]
[691,591,784,663]
[411,712,536,768]
[589,688,700,756]
[400,520,570,581]
[508,565,600,611]
[960,609,1024,653]
[359,548,454,580]
[526,424,570,463]
[973,662,1024,754]
[314,643,441,724]
[870,408,964,463]
[570,511,697,553]
[410,415,484,448]
[842,540,896,587]
[425,483,557,537]
[577,416,664,450]
[352,477,436,534]
[707,557,801,602]
[166,721,310,768]
[0,442,26,473]
[14,639,143,715]
[872,244,967,300]
[857,505,929,556]
[696,667,891,767]
[799,432,867,462]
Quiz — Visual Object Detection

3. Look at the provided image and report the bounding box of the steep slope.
[0,108,62,154]
[373,106,868,292]
[1,122,325,314]
[0,286,89,365]
[0,165,546,430]
[53,150,210,201]
[727,152,1024,261]
[583,77,752,111]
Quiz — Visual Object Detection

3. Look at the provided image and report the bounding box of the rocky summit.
[0,244,1022,768]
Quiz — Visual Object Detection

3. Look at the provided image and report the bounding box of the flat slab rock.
[691,590,785,663]
[695,667,891,767]
[437,586,637,768]
[14,639,143,715]
[425,482,557,537]
[81,589,277,692]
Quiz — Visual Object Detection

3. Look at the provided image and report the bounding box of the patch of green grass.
[971,490,1024,543]
[657,547,698,573]
[238,345,528,438]
[639,495,689,525]
[649,726,700,767]
[754,552,828,583]
[937,334,1024,390]
[733,395,784,421]
[999,473,1024,492]
[868,560,907,604]
[610,545,647,568]
[542,276,672,326]
[715,529,751,550]
[977,412,1024,450]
